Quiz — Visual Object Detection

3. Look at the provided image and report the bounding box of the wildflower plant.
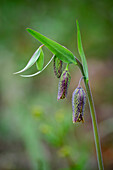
[14,21,104,169]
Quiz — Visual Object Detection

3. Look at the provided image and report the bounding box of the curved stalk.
[76,58,104,170]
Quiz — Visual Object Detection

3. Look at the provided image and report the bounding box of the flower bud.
[57,68,71,100]
[53,56,63,78]
[72,87,86,123]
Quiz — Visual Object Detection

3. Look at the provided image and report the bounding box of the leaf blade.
[36,48,44,70]
[14,45,43,74]
[21,55,55,77]
[76,20,89,81]
[27,28,77,65]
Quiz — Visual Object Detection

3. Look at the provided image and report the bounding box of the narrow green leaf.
[36,48,44,70]
[14,45,44,74]
[27,28,77,65]
[21,55,55,78]
[76,20,89,82]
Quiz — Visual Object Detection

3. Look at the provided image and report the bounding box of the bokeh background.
[0,0,113,169]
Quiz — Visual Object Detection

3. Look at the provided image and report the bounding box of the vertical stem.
[76,59,104,169]
[84,81,104,170]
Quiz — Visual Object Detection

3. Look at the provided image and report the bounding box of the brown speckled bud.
[53,56,63,78]
[57,68,71,100]
[72,87,86,123]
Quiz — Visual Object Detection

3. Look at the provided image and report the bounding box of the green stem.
[76,58,104,170]
[85,81,104,170]
[66,63,69,70]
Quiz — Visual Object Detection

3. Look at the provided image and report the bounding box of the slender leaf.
[27,28,77,65]
[14,45,44,74]
[36,48,44,70]
[76,20,89,82]
[21,55,55,77]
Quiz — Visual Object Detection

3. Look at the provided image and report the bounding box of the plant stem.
[76,58,104,170]
[85,81,104,170]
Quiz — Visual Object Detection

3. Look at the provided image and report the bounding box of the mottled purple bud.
[72,87,86,123]
[53,56,63,78]
[57,68,71,100]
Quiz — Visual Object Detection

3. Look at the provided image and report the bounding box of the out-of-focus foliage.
[0,0,113,169]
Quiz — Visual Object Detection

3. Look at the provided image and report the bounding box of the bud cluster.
[53,58,86,123]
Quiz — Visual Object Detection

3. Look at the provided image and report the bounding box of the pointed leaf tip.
[76,21,89,81]
[13,45,43,75]
[26,28,77,65]
[26,28,32,33]
[20,55,55,78]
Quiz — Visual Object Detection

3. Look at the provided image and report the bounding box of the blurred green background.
[0,0,113,169]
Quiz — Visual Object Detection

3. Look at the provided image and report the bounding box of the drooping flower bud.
[57,66,71,100]
[53,56,63,78]
[72,87,86,123]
